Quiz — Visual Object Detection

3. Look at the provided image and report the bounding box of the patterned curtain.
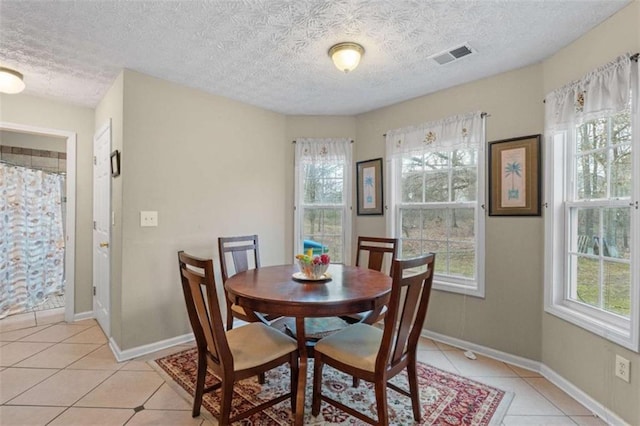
[0,163,65,318]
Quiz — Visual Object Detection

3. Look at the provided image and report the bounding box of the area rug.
[152,348,512,425]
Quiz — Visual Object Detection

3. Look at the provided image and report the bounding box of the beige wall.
[541,3,640,424]
[356,64,545,360]
[115,70,289,350]
[0,94,95,314]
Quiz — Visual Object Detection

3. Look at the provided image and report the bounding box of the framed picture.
[488,134,541,216]
[110,150,121,177]
[356,158,384,215]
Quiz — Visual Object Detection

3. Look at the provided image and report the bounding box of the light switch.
[140,211,158,227]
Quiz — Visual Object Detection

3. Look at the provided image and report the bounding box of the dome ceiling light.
[0,67,26,94]
[328,42,365,73]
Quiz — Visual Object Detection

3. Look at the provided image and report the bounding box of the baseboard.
[108,333,195,362]
[72,311,94,322]
[421,329,542,372]
[540,365,628,426]
[421,329,628,426]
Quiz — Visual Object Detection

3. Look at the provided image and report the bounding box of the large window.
[545,54,639,351]
[294,138,352,263]
[386,112,485,296]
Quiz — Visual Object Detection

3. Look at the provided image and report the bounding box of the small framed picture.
[110,150,121,177]
[356,158,384,215]
[488,135,541,216]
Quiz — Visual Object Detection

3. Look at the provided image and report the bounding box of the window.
[386,112,485,296]
[294,138,352,263]
[544,54,639,351]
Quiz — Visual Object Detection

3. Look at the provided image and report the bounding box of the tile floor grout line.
[1,341,57,368]
[0,323,55,342]
[139,380,167,409]
[4,358,118,407]
[1,367,59,405]
[518,374,582,418]
[524,376,593,418]
[65,368,122,410]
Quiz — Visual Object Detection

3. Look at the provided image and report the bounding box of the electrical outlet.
[615,355,630,383]
[140,211,158,227]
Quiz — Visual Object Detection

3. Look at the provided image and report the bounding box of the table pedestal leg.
[294,317,307,426]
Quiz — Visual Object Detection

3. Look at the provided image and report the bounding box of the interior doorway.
[0,121,76,323]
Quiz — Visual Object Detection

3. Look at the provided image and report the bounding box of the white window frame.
[385,113,486,297]
[293,139,352,264]
[544,57,639,351]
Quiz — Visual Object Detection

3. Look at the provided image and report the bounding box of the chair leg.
[225,300,234,330]
[407,359,421,421]
[258,372,266,384]
[192,350,207,417]
[374,379,389,426]
[219,379,234,426]
[352,376,360,388]
[289,352,299,413]
[311,353,324,416]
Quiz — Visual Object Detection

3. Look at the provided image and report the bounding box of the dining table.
[224,263,392,426]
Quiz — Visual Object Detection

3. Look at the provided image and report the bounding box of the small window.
[386,112,485,296]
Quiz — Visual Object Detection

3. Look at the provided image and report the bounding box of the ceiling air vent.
[431,43,474,65]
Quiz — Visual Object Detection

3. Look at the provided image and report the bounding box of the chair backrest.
[177,251,231,371]
[355,236,399,276]
[218,235,261,283]
[377,253,435,372]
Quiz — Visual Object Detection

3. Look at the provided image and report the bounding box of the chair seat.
[314,323,382,372]
[226,322,297,371]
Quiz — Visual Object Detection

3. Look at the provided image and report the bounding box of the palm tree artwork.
[363,172,375,207]
[504,161,522,200]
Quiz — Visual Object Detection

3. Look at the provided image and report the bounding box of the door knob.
[99,242,109,248]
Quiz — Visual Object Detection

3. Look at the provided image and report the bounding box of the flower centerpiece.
[295,251,330,279]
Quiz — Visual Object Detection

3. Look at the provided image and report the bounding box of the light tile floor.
[0,309,609,425]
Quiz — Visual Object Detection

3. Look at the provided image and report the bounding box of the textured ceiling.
[0,0,631,115]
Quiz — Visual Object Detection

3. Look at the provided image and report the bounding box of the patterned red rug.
[153,348,512,425]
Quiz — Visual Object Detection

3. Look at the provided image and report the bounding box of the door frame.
[0,121,77,323]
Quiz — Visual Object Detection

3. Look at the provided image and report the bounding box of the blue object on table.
[303,239,329,255]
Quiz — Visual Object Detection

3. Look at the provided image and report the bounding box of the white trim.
[421,329,629,425]
[421,329,541,372]
[73,311,94,322]
[540,365,629,426]
[108,333,195,362]
[0,121,76,324]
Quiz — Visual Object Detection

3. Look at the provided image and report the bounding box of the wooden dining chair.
[341,236,399,324]
[312,253,436,425]
[177,251,299,424]
[218,235,277,330]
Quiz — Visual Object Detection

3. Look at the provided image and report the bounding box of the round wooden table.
[225,263,392,426]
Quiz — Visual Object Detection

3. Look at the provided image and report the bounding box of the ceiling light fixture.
[328,42,364,73]
[0,67,26,94]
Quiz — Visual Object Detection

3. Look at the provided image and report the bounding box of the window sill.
[433,279,484,298]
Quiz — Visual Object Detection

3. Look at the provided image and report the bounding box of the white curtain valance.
[545,54,632,130]
[295,138,351,162]
[385,111,483,158]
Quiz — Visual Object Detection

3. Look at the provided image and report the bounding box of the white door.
[93,121,111,336]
